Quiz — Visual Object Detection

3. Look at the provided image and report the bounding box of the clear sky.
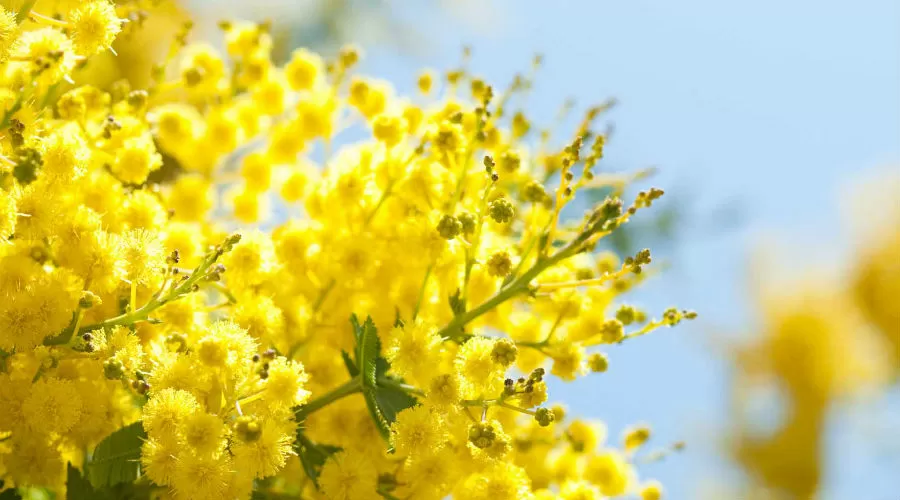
[195,0,900,496]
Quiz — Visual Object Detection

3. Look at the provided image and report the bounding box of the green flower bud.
[222,233,242,251]
[523,180,548,203]
[588,353,609,373]
[103,358,125,380]
[234,415,262,442]
[490,338,517,367]
[183,67,205,86]
[468,422,497,449]
[131,379,150,395]
[599,196,623,220]
[615,305,636,326]
[436,214,463,240]
[377,473,398,492]
[600,319,624,343]
[535,407,555,427]
[663,307,693,326]
[165,332,188,353]
[78,291,102,309]
[634,248,652,266]
[489,197,515,223]
[487,251,513,277]
[457,212,476,235]
[499,150,521,172]
[127,90,148,109]
[14,148,42,186]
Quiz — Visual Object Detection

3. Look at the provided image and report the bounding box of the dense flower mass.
[0,3,694,499]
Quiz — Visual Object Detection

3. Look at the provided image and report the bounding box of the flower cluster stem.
[295,376,362,421]
[45,245,227,346]
[438,227,592,339]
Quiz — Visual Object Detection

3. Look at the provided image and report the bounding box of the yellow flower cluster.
[728,173,900,499]
[0,6,694,499]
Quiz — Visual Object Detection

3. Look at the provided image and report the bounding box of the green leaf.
[67,463,105,500]
[293,432,341,488]
[68,457,153,500]
[349,315,418,443]
[363,386,391,441]
[448,288,466,316]
[349,313,363,344]
[0,486,22,500]
[340,350,358,378]
[375,384,418,424]
[373,359,418,423]
[351,315,379,389]
[86,422,147,489]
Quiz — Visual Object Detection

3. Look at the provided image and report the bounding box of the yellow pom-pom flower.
[12,28,76,87]
[67,1,121,56]
[319,450,381,500]
[390,405,446,457]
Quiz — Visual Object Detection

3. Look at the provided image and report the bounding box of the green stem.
[460,390,512,407]
[45,244,227,345]
[411,264,432,320]
[293,374,423,423]
[436,229,591,339]
[39,82,60,109]
[377,376,424,397]
[312,279,336,313]
[295,376,362,421]
[517,298,574,352]
[15,0,37,23]
[619,320,664,343]
[209,281,237,304]
[461,398,499,406]
[364,179,394,226]
[516,339,549,350]
[497,401,536,416]
[287,279,337,359]
[461,179,495,303]
[506,225,538,285]
[447,153,467,211]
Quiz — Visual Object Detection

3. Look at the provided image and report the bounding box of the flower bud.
[79,291,101,309]
[457,212,476,235]
[615,305,636,325]
[623,424,651,450]
[468,422,497,449]
[165,333,188,353]
[127,90,148,110]
[234,415,262,442]
[377,473,398,493]
[535,407,555,427]
[487,251,513,277]
[436,214,463,240]
[103,359,125,380]
[490,339,517,367]
[222,233,242,252]
[489,197,515,223]
[588,353,609,373]
[600,319,624,343]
